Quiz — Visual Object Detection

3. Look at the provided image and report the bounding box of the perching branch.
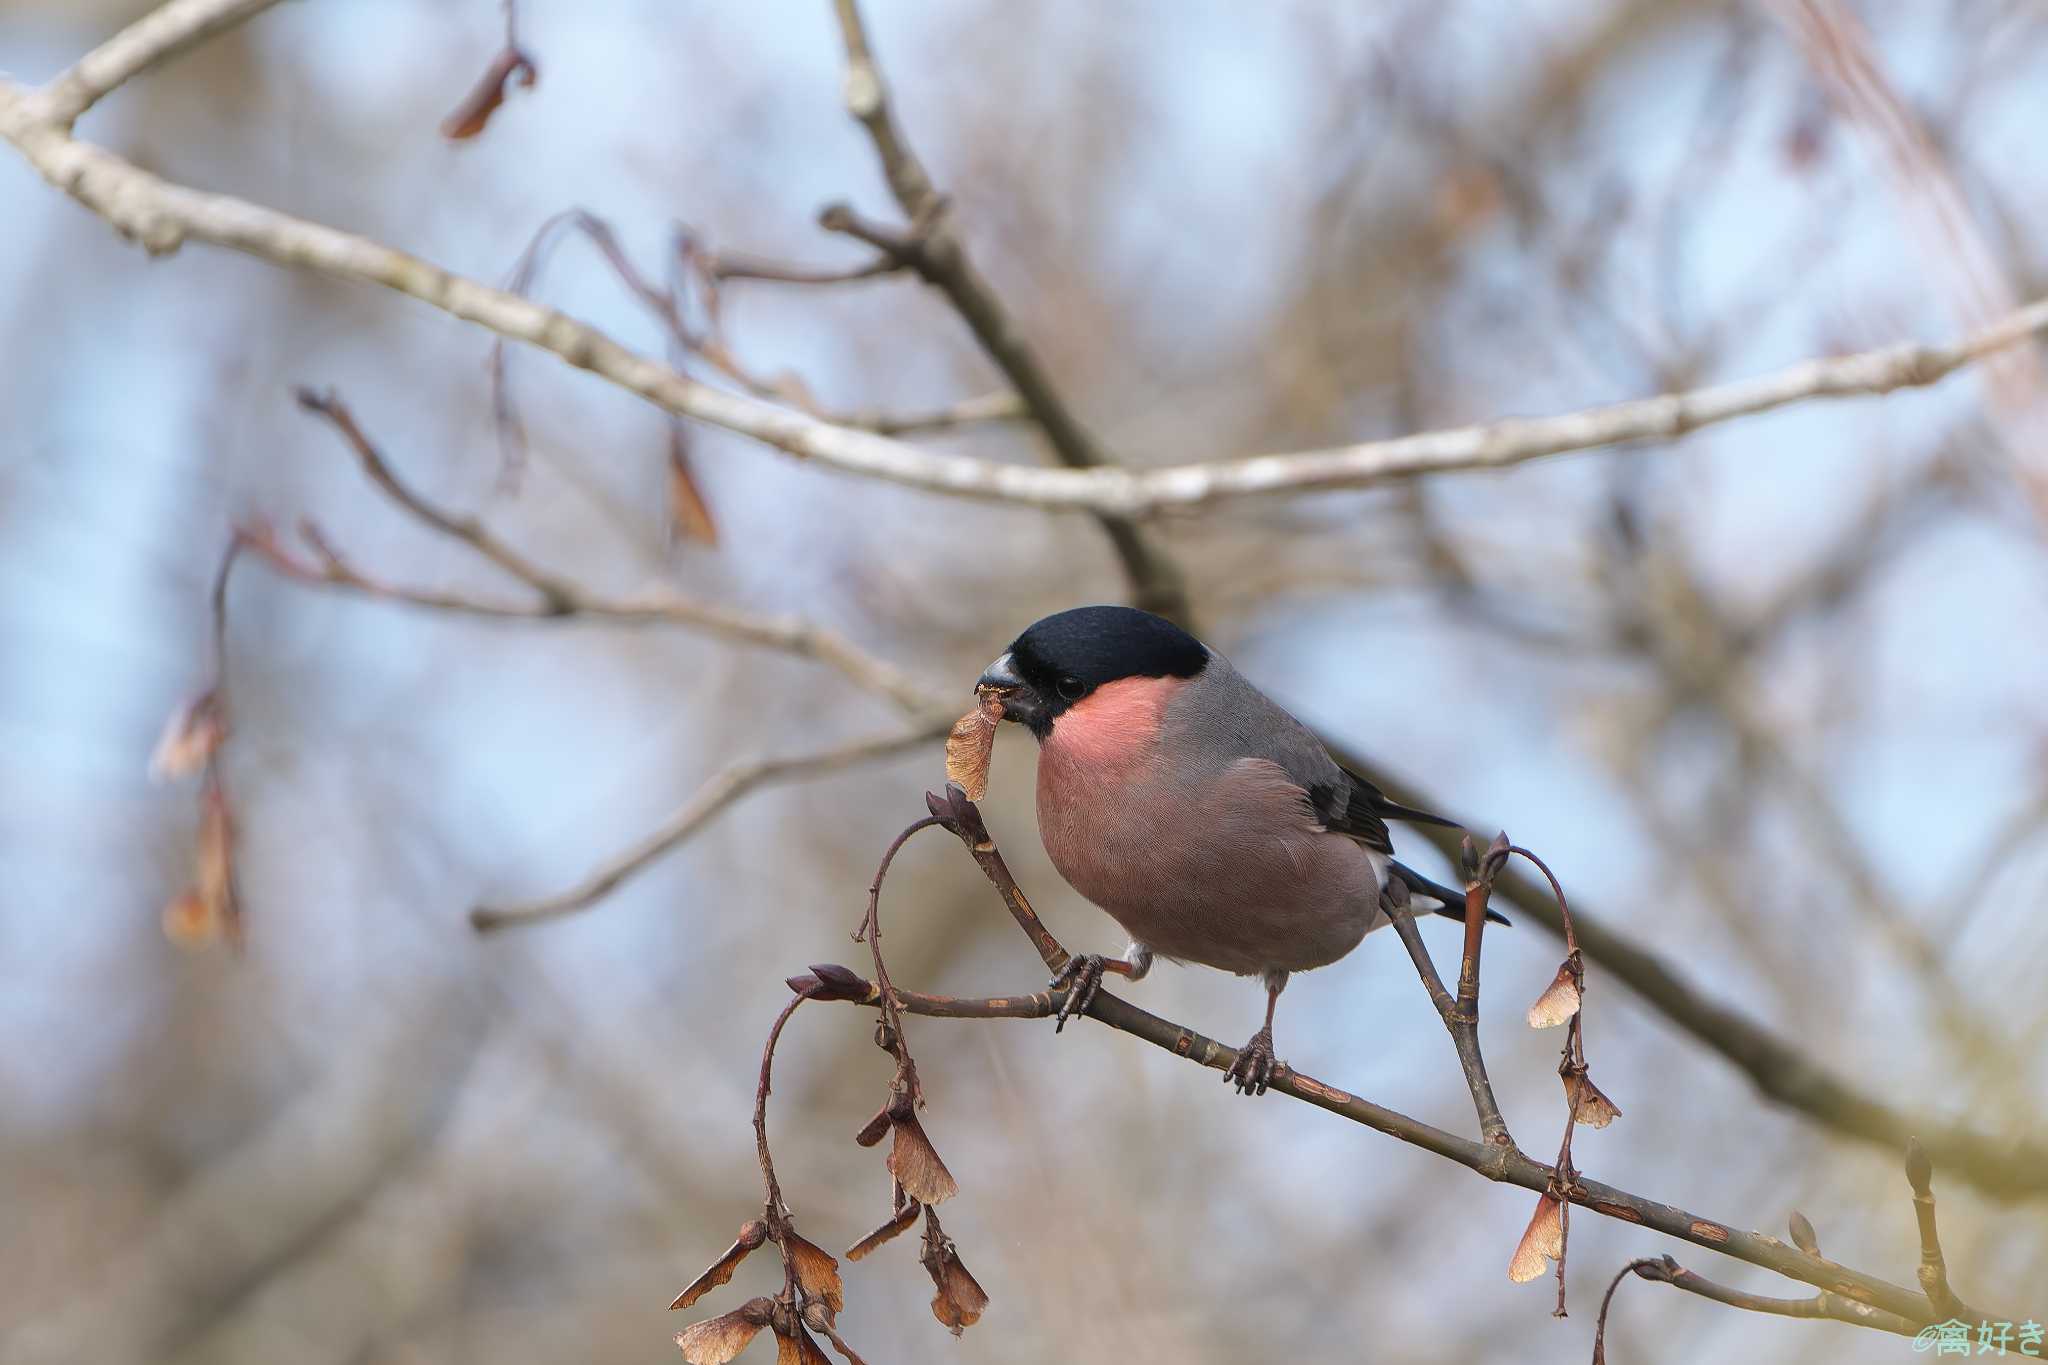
[783,787,2013,1334]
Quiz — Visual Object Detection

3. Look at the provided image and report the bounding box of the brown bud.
[801,964,873,1003]
[845,1201,920,1261]
[886,1111,958,1205]
[1904,1137,1933,1197]
[674,1296,773,1364]
[669,1221,769,1310]
[1508,1193,1564,1284]
[919,1209,988,1336]
[1526,961,1582,1029]
[1788,1210,1820,1256]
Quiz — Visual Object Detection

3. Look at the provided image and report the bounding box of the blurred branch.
[278,389,937,714]
[470,723,947,933]
[29,0,281,126]
[1357,751,2048,1201]
[5,80,2048,514]
[827,390,1027,436]
[823,0,1188,620]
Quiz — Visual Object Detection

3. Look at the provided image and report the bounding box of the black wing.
[1304,768,1447,852]
[1305,768,1457,850]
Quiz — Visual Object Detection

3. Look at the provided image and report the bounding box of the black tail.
[1352,776,1460,829]
[1389,860,1511,926]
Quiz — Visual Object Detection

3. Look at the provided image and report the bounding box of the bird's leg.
[1224,970,1288,1096]
[1050,942,1152,1032]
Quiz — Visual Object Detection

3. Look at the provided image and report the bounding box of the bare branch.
[821,4,1187,619]
[3,88,2045,516]
[1380,872,1516,1158]
[31,0,282,126]
[819,796,2018,1331]
[1592,1255,1919,1361]
[469,724,946,933]
[280,392,937,713]
[1360,751,2048,1201]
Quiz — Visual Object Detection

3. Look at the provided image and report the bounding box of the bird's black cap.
[1002,605,1208,712]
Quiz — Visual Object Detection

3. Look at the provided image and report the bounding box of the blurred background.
[3,1,2045,1361]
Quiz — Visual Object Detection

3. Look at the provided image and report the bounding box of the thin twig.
[1380,875,1516,1159]
[1592,1253,1921,1359]
[31,0,282,126]
[822,0,1188,620]
[470,724,946,933]
[281,391,936,712]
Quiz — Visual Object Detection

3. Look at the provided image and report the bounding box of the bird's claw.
[1050,954,1109,1032]
[1224,1026,1284,1096]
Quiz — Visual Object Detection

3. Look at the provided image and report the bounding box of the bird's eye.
[1056,675,1086,701]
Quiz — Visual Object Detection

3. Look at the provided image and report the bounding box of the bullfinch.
[976,604,1501,1094]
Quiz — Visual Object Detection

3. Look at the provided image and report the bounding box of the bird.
[974,604,1503,1095]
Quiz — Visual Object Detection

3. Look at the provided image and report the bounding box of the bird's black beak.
[977,651,1047,730]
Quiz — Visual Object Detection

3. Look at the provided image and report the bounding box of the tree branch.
[276,390,937,714]
[468,724,948,933]
[4,80,2044,516]
[30,0,282,127]
[822,0,1188,619]
[802,954,1997,1330]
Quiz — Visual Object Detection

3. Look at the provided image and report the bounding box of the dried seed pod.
[670,1221,769,1310]
[1527,961,1582,1028]
[944,688,1007,800]
[1508,1193,1565,1284]
[674,1296,773,1364]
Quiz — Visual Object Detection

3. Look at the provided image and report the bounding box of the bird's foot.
[1224,1026,1285,1096]
[1049,954,1110,1032]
